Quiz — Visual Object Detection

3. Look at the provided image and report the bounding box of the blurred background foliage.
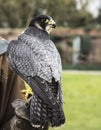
[0,0,101,70]
[0,0,101,28]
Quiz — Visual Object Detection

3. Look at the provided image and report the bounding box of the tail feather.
[46,78,65,127]
[29,77,65,128]
[30,95,48,127]
[30,95,65,127]
[30,95,41,125]
[47,106,65,127]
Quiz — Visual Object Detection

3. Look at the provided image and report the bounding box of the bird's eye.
[41,18,46,22]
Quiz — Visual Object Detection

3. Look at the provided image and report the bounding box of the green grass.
[50,72,101,130]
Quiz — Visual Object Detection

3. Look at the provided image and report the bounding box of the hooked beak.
[52,23,56,28]
[45,18,56,34]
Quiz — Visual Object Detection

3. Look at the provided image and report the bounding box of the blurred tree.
[97,8,101,24]
[46,0,79,27]
[77,0,89,10]
[32,0,47,16]
[0,0,35,27]
[76,0,93,26]
[36,0,93,27]
[17,0,35,27]
[0,0,94,28]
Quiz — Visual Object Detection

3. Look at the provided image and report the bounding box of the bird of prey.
[7,14,65,128]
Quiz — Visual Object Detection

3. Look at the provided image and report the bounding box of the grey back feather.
[8,27,62,83]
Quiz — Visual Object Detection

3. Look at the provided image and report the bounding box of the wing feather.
[8,40,59,108]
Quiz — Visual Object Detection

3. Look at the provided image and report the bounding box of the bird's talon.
[21,82,33,101]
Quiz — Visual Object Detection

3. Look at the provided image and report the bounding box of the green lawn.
[50,71,101,130]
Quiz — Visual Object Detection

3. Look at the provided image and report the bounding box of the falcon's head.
[29,15,56,34]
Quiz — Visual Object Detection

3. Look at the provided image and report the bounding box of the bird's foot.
[21,89,31,101]
[21,82,33,101]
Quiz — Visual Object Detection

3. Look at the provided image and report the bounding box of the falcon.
[7,14,65,128]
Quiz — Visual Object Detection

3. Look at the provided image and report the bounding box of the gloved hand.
[1,99,49,130]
